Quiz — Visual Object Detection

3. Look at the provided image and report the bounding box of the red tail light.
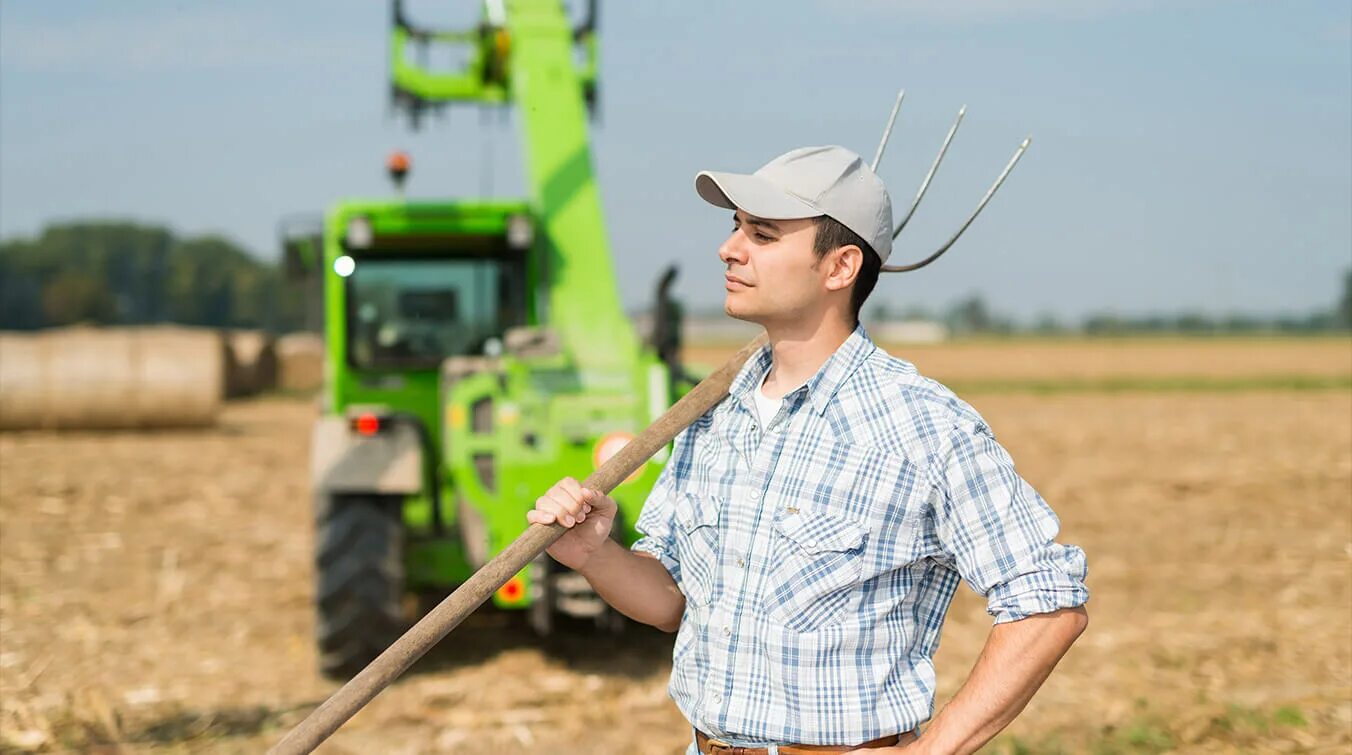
[353,413,382,436]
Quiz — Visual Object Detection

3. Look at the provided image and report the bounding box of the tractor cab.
[285,202,537,356]
[331,207,534,370]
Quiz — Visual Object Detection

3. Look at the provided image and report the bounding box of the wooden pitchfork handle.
[268,334,767,755]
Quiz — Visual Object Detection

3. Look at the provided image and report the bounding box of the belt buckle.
[705,737,736,753]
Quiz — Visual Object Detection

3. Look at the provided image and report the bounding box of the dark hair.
[812,215,881,324]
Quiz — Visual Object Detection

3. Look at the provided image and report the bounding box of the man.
[527,145,1089,755]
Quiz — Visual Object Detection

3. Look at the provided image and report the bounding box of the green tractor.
[283,0,690,679]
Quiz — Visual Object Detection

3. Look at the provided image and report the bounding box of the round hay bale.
[224,330,279,398]
[276,332,324,393]
[0,326,224,431]
[0,333,46,430]
[132,326,227,427]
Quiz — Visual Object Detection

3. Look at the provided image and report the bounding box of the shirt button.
[750,489,761,500]
[722,625,731,636]
[736,557,746,568]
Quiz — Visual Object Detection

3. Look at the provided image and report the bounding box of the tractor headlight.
[333,255,356,278]
[593,431,645,484]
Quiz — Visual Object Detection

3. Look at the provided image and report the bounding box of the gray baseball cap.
[695,145,894,263]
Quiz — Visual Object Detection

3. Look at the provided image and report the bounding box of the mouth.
[725,274,753,290]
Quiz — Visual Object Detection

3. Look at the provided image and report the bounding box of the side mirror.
[650,265,684,374]
[279,214,325,281]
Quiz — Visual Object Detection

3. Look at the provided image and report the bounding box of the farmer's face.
[719,209,824,327]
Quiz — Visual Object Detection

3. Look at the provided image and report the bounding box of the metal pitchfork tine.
[892,104,966,238]
[868,90,1032,274]
[870,89,905,171]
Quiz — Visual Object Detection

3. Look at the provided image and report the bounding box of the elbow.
[1065,604,1089,640]
[653,595,687,633]
[655,599,686,633]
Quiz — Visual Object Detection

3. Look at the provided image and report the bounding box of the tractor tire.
[314,493,406,680]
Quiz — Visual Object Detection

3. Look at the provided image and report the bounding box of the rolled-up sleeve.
[630,425,695,582]
[933,417,1089,624]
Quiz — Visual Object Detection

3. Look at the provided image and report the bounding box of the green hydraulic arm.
[389,0,637,376]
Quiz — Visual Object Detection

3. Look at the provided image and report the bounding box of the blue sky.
[2,1,1348,321]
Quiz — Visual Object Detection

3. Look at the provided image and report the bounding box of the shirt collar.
[727,323,877,416]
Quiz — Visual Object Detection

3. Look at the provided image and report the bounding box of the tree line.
[2,220,1348,337]
[868,271,1352,336]
[0,221,311,332]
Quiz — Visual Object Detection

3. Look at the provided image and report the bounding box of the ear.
[822,245,863,293]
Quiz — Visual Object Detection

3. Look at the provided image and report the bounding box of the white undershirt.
[755,369,804,429]
[753,381,784,428]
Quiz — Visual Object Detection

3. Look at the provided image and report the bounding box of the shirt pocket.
[763,505,868,632]
[674,491,722,608]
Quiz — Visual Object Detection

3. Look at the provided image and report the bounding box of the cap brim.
[695,171,820,220]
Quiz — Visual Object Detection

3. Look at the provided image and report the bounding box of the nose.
[718,229,749,267]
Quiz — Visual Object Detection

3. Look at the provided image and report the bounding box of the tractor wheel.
[314,493,406,680]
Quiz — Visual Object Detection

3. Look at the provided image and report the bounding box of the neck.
[759,315,855,399]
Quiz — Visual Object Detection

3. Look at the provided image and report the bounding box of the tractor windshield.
[345,255,525,369]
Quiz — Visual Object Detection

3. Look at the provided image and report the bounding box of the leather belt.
[695,729,917,755]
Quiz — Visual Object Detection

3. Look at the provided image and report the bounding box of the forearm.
[915,606,1088,755]
[577,538,686,632]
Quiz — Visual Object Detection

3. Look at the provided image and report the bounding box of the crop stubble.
[1,340,1349,753]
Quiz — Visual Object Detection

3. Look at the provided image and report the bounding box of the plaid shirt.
[631,325,1089,748]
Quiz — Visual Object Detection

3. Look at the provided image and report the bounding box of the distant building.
[866,319,950,344]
